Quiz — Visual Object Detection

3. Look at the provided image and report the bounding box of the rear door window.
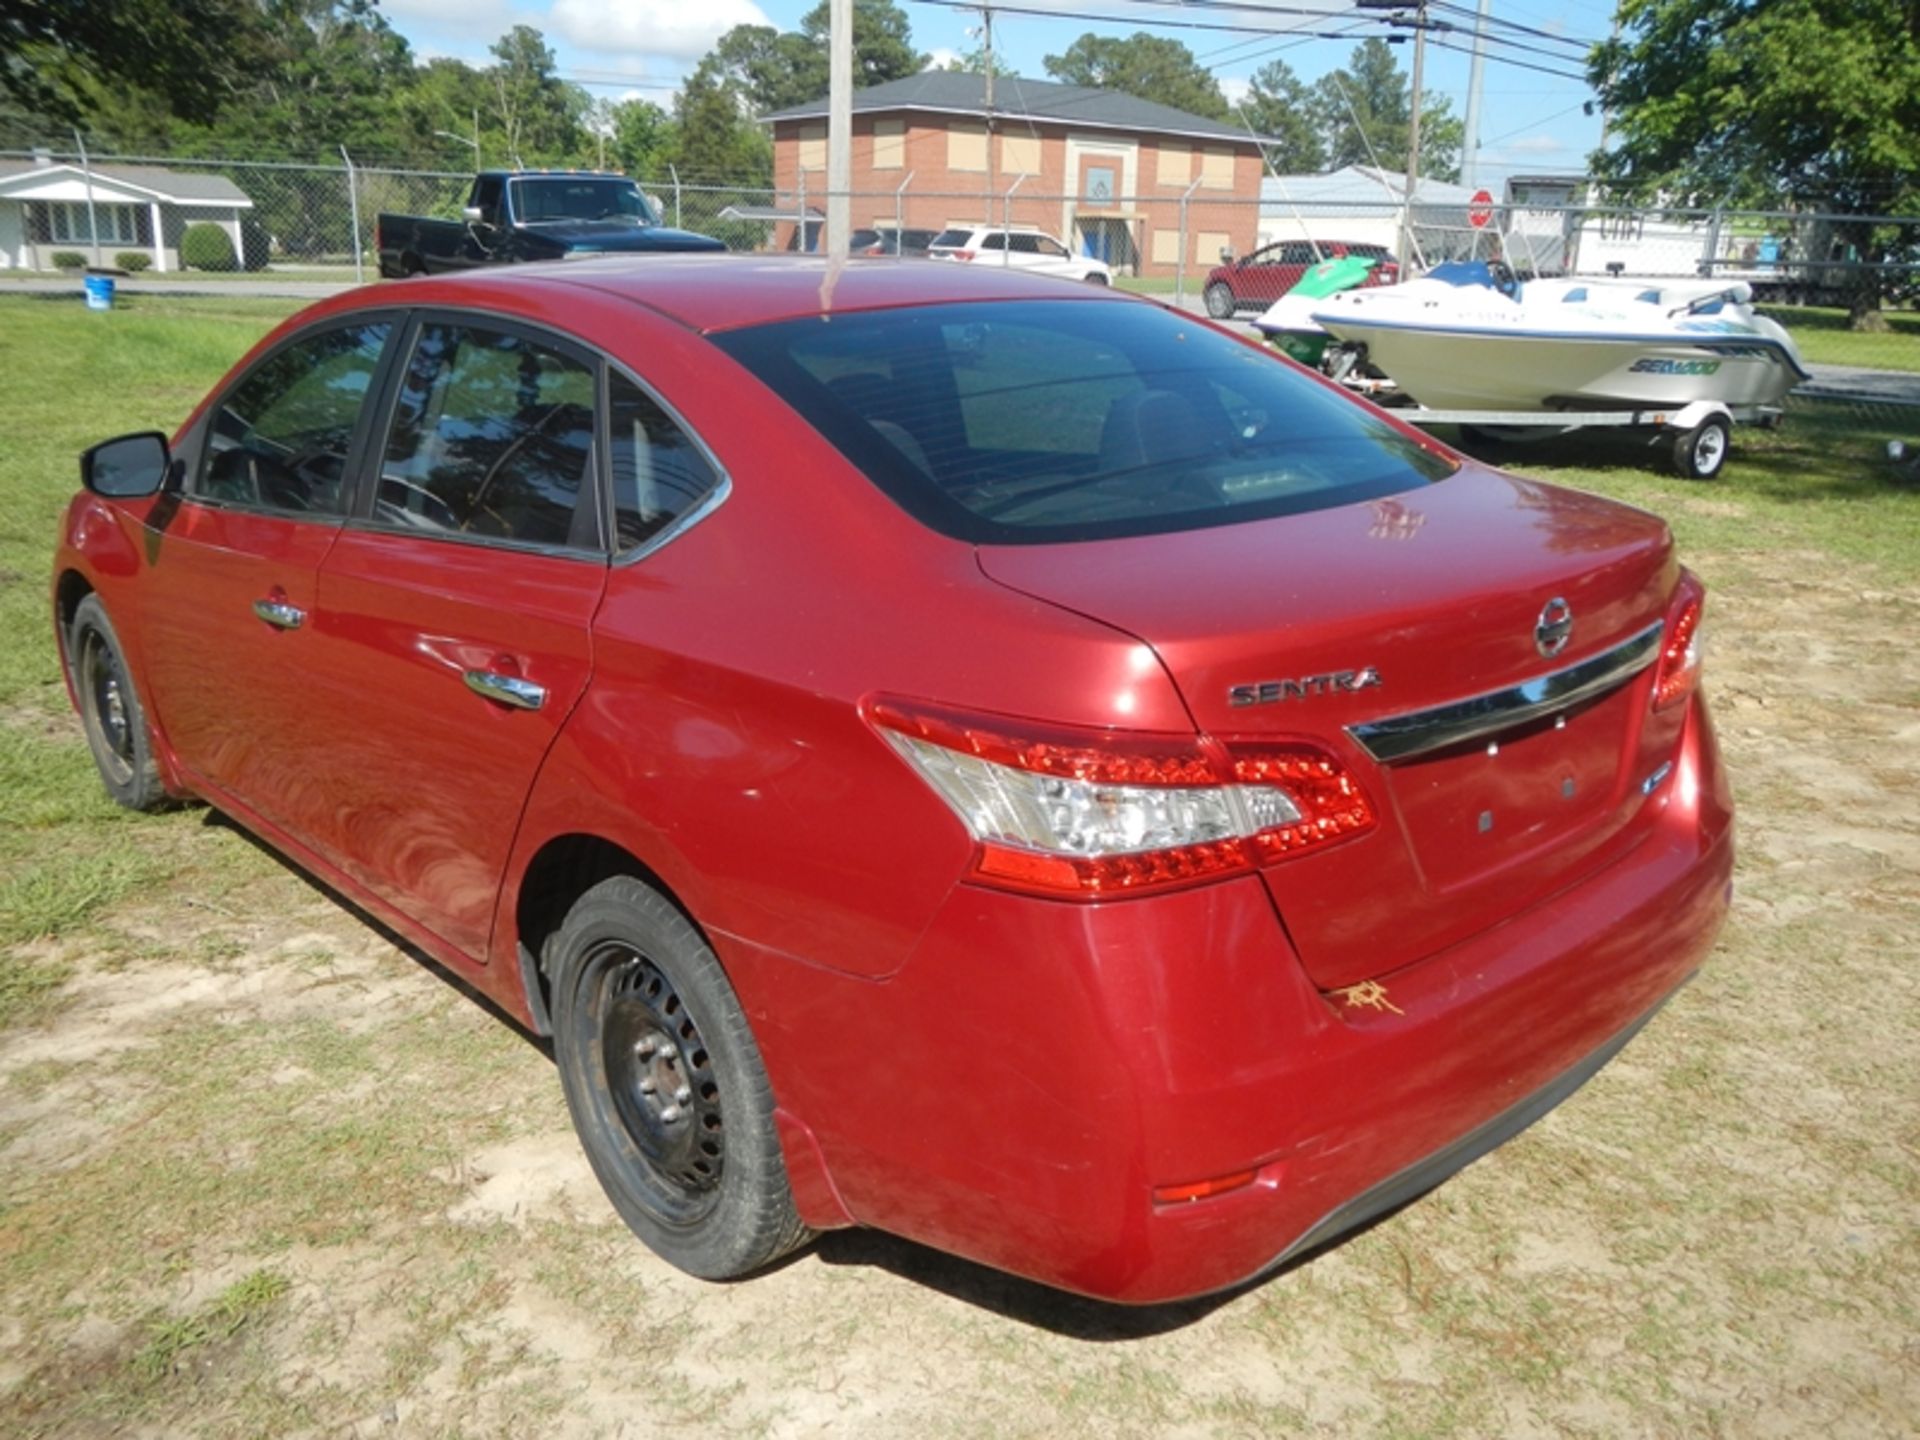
[608,373,723,553]
[199,320,392,516]
[373,322,599,550]
[713,299,1457,544]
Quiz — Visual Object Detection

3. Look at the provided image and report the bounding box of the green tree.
[607,97,674,180]
[0,0,254,126]
[1240,58,1324,174]
[1310,38,1461,182]
[484,25,588,166]
[1590,0,1920,326]
[705,0,924,117]
[669,61,772,185]
[1042,32,1228,121]
[798,0,923,90]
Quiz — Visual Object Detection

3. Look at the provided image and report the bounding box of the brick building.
[761,72,1267,277]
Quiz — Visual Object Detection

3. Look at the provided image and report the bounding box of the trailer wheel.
[1672,414,1732,479]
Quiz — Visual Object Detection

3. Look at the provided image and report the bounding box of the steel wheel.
[594,944,727,1226]
[68,594,166,811]
[79,627,136,788]
[549,877,810,1279]
[1672,415,1732,479]
[1204,282,1236,319]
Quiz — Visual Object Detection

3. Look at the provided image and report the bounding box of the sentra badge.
[1229,667,1381,707]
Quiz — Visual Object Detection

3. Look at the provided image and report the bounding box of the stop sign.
[1468,189,1495,229]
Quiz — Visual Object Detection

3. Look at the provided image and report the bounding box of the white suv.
[926,227,1113,285]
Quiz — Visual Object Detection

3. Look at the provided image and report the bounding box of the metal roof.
[762,71,1263,147]
[1261,165,1482,210]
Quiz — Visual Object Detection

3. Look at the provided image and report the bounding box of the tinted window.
[471,175,503,217]
[929,229,973,249]
[609,374,721,552]
[713,300,1457,545]
[980,233,1007,252]
[510,177,650,224]
[1007,234,1039,254]
[200,321,390,515]
[375,324,597,549]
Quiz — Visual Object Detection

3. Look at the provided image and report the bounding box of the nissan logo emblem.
[1535,597,1574,657]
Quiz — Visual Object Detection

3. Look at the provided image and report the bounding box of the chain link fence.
[6,144,1914,430]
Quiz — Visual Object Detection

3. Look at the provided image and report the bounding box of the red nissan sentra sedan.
[53,256,1731,1304]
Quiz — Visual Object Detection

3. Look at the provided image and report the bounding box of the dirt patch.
[1,549,1916,1439]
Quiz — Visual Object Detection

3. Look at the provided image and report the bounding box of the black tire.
[1204,282,1236,319]
[549,877,809,1280]
[69,594,167,812]
[1672,414,1732,479]
[1083,271,1110,286]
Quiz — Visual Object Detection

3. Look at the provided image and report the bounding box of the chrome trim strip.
[1348,620,1665,763]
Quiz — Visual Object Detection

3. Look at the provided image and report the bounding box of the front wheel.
[1204,282,1236,319]
[69,594,167,812]
[1671,414,1732,479]
[1083,270,1110,286]
[549,877,810,1280]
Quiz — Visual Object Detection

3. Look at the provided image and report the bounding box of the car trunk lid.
[977,464,1688,991]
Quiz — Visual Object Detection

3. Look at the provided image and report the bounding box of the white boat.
[1311,262,1810,411]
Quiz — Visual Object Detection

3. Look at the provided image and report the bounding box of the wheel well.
[54,570,94,663]
[513,834,685,1032]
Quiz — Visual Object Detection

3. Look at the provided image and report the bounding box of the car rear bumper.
[724,695,1733,1304]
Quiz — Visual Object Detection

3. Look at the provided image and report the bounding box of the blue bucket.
[83,273,115,311]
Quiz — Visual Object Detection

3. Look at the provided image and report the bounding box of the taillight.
[866,698,1374,899]
[1652,575,1705,710]
[955,249,976,262]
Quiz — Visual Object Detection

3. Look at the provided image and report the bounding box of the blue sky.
[377,0,1614,187]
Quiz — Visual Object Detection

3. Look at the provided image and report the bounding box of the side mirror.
[462,204,487,224]
[81,431,170,499]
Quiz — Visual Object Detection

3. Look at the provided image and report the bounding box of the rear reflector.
[866,697,1374,899]
[1153,1169,1259,1205]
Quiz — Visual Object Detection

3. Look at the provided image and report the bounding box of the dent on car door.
[136,318,396,831]
[296,317,609,959]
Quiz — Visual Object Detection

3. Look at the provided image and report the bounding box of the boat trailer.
[1342,381,1781,480]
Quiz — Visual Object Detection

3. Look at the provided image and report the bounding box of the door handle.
[463,669,546,711]
[252,598,305,630]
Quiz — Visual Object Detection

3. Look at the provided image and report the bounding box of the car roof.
[332,254,1134,333]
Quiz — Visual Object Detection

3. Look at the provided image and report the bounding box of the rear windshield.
[712,299,1457,544]
[928,229,973,250]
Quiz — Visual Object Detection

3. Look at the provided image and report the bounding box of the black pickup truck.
[376,170,724,277]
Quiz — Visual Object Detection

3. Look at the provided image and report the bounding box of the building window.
[48,201,142,245]
[1157,144,1190,186]
[1200,148,1234,190]
[798,123,826,173]
[1151,229,1181,266]
[947,122,987,173]
[1196,231,1230,264]
[871,119,904,170]
[1001,132,1041,176]
[1084,165,1116,204]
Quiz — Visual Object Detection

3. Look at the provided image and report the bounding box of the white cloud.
[924,47,962,70]
[1219,76,1252,107]
[1504,133,1567,155]
[551,0,772,62]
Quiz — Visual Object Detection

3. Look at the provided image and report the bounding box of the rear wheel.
[548,877,809,1280]
[69,594,166,812]
[1204,282,1236,319]
[1671,414,1732,479]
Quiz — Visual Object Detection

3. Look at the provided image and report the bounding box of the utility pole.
[1359,0,1429,271]
[826,0,852,257]
[982,4,996,224]
[1460,0,1489,191]
[1401,0,1428,272]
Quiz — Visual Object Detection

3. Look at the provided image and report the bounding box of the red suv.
[1205,239,1400,317]
[56,257,1730,1304]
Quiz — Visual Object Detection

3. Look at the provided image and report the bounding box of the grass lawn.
[1,292,1915,1437]
[1754,302,1920,372]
